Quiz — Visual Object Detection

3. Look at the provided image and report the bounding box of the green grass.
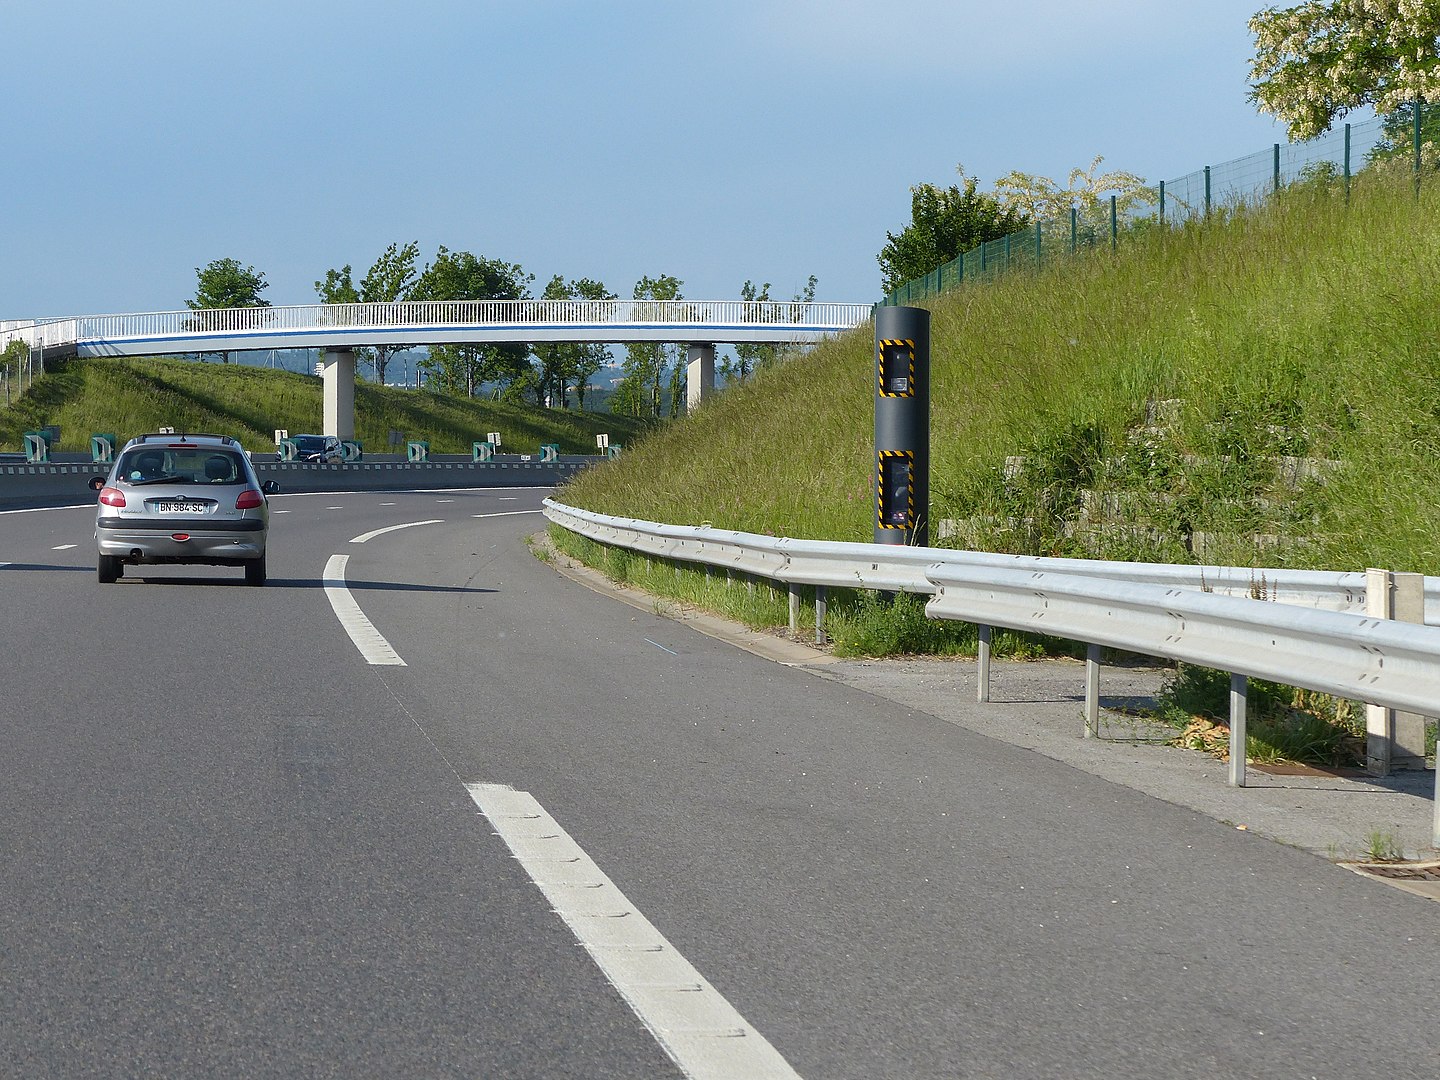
[0,356,652,456]
[558,168,1440,575]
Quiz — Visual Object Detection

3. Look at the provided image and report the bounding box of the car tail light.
[235,489,264,510]
[99,487,126,507]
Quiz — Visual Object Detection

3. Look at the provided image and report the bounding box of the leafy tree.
[1366,98,1440,166]
[878,168,1029,293]
[621,274,684,417]
[188,258,271,310]
[532,275,615,409]
[314,265,360,305]
[723,275,819,384]
[2,339,29,405]
[315,242,421,384]
[1248,1,1440,140]
[412,247,532,397]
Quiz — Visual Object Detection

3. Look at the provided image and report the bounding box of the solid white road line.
[466,784,802,1080]
[350,519,443,544]
[471,510,544,519]
[323,554,405,666]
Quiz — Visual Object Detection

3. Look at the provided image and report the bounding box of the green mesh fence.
[883,106,1425,307]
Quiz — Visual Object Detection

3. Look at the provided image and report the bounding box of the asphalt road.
[3,488,1439,1079]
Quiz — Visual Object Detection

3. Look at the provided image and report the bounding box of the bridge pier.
[686,343,715,413]
[321,347,356,439]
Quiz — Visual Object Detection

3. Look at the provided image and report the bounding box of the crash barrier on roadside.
[0,456,601,510]
[542,498,1440,831]
[90,433,117,464]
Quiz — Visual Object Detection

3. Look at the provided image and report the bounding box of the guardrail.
[543,498,1440,833]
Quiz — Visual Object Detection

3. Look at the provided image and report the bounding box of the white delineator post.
[321,347,356,440]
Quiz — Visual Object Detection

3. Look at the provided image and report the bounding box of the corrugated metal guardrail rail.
[543,498,1440,829]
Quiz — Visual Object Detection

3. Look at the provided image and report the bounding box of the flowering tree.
[991,156,1153,226]
[1248,1,1440,140]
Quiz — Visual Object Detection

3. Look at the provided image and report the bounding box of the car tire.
[98,554,122,584]
[245,554,267,587]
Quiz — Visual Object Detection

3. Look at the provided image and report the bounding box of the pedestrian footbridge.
[1,298,874,433]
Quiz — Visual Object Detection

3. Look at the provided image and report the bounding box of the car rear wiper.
[130,474,184,485]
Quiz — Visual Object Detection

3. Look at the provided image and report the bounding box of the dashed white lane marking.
[471,510,544,519]
[436,499,455,503]
[322,554,405,666]
[350,519,443,544]
[380,502,396,506]
[466,784,802,1080]
[52,544,77,551]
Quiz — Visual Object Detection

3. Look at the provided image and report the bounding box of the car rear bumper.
[97,524,266,562]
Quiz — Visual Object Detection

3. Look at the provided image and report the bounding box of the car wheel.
[245,554,267,587]
[98,554,122,584]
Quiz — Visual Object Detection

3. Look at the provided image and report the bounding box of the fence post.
[1070,206,1077,252]
[1415,97,1423,200]
[1229,674,1248,788]
[1344,122,1352,203]
[1110,195,1117,250]
[1159,180,1165,224]
[1204,166,1212,218]
[1273,143,1280,195]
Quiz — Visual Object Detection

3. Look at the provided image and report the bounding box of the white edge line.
[322,553,406,666]
[350,518,444,544]
[472,510,544,519]
[466,783,802,1080]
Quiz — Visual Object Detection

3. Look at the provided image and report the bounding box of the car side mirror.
[261,480,280,495]
[88,476,106,492]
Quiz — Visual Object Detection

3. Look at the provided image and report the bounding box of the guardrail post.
[814,586,827,645]
[1229,674,1248,787]
[976,624,991,703]
[1365,569,1428,774]
[1083,644,1100,738]
[788,583,800,634]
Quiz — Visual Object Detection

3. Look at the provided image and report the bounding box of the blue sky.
[4,1,1293,319]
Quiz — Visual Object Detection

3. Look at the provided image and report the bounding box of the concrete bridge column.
[321,348,356,440]
[686,343,715,413]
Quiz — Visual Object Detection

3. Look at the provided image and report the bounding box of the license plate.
[156,501,209,514]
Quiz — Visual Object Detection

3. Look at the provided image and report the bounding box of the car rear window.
[118,447,247,486]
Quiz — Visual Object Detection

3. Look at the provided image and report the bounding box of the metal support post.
[814,585,827,646]
[788,583,800,635]
[977,624,991,703]
[1083,644,1100,738]
[1229,673,1248,788]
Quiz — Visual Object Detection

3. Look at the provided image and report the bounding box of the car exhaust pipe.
[130,549,143,560]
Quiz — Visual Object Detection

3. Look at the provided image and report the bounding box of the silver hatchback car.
[91,433,279,585]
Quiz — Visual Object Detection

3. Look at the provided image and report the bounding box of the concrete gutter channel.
[537,536,1440,901]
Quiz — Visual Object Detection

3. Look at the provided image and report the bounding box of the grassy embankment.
[0,357,652,456]
[549,167,1440,766]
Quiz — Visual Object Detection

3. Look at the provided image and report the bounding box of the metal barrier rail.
[924,563,1440,719]
[543,498,1440,827]
[542,499,1428,617]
